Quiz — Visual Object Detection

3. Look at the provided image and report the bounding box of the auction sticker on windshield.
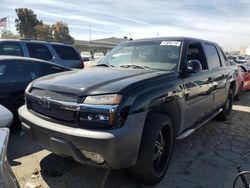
[160,41,181,46]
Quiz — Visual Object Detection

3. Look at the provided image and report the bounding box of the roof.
[0,55,47,62]
[0,39,72,46]
[119,36,215,45]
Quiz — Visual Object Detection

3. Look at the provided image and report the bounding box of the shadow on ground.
[7,132,42,166]
[40,153,142,188]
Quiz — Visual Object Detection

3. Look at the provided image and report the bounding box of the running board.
[176,108,223,140]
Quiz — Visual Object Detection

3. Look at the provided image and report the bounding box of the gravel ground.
[7,91,250,188]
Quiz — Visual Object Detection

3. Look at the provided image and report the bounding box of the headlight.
[80,94,122,127]
[84,94,122,105]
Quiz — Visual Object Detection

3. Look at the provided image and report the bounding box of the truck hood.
[32,68,173,96]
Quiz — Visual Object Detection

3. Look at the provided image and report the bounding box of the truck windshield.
[97,40,182,71]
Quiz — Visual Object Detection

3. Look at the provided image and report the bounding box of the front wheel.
[129,114,174,185]
[218,88,234,121]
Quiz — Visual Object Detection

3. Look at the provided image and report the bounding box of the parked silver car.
[0,105,13,127]
[0,105,19,188]
[0,39,83,68]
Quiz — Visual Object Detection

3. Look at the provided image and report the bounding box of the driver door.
[183,42,214,128]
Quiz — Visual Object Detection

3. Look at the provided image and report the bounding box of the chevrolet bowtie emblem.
[38,97,51,109]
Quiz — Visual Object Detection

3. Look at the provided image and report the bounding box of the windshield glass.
[98,40,182,71]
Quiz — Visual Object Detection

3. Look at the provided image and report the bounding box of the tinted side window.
[0,61,39,83]
[204,44,221,68]
[27,43,53,60]
[0,64,7,76]
[40,63,68,76]
[0,42,24,56]
[52,45,80,60]
[186,42,208,70]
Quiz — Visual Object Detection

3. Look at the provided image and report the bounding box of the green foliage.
[35,24,53,41]
[15,8,74,44]
[15,8,42,39]
[1,30,20,39]
[52,21,74,44]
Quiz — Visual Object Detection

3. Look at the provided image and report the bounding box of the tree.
[1,31,20,39]
[52,21,74,44]
[35,24,53,41]
[15,8,42,39]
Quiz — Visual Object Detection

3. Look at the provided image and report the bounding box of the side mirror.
[187,60,202,73]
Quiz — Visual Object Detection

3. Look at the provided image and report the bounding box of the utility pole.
[8,16,10,32]
[89,24,91,53]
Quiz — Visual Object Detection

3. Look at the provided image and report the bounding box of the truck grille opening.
[31,88,78,102]
[27,89,79,123]
[29,100,77,122]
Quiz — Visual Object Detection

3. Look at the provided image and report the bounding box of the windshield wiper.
[95,63,115,68]
[120,64,151,70]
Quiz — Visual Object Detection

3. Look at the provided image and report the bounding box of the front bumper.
[18,105,146,169]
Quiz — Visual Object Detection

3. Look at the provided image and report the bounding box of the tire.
[218,88,234,121]
[129,114,174,185]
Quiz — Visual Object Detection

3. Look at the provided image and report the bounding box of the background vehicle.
[238,64,250,91]
[0,39,83,68]
[0,56,70,129]
[84,56,104,69]
[0,108,19,188]
[93,52,104,59]
[19,37,236,185]
[235,56,248,64]
[234,65,245,100]
[81,51,92,62]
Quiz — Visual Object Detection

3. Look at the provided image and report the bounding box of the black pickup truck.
[18,37,236,184]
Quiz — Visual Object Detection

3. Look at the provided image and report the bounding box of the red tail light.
[80,60,85,69]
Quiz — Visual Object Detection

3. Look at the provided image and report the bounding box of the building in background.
[245,45,250,55]
[74,37,127,55]
[239,45,250,55]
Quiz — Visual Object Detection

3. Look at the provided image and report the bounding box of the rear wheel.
[129,114,174,185]
[218,88,234,121]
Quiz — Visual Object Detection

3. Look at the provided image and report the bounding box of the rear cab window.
[204,43,222,69]
[40,63,69,76]
[52,45,80,60]
[0,61,39,83]
[0,42,24,56]
[27,43,53,61]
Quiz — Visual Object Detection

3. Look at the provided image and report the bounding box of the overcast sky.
[0,0,250,51]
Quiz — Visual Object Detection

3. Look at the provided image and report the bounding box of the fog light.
[81,150,104,164]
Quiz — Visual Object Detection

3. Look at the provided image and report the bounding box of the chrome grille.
[28,98,77,122]
[31,88,77,102]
